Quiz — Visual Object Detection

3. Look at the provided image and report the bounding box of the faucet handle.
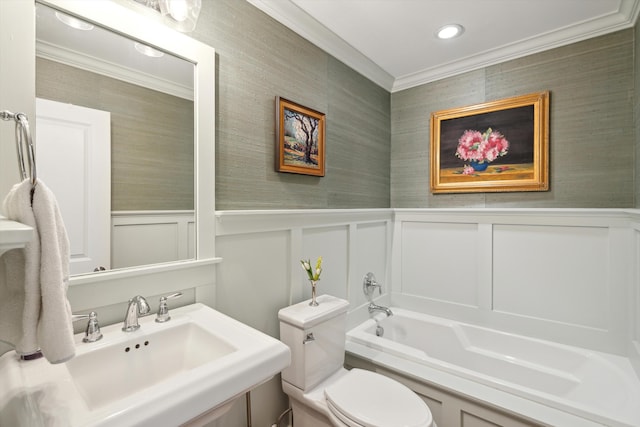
[72,311,103,343]
[363,272,381,300]
[156,292,183,323]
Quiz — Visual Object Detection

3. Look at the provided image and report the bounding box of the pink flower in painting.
[455,127,509,164]
[462,165,475,175]
[455,130,484,161]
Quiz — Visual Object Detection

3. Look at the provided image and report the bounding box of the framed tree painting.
[276,97,326,176]
[430,91,549,193]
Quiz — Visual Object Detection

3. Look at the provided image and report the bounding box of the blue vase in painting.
[470,160,489,171]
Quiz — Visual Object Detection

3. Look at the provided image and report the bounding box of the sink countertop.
[0,303,291,427]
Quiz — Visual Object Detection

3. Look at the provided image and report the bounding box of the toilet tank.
[278,295,349,391]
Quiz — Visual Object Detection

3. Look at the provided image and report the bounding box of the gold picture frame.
[430,91,549,194]
[276,97,326,177]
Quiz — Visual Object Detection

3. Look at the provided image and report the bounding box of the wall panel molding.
[214,208,640,361]
[393,208,639,356]
[111,211,194,268]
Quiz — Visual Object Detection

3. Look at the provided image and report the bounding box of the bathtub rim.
[346,307,640,427]
[345,340,606,427]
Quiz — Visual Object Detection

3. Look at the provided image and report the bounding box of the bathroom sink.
[66,320,236,410]
[0,303,291,426]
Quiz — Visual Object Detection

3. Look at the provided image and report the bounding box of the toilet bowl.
[278,294,435,427]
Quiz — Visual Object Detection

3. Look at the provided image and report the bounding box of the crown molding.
[248,0,640,94]
[393,0,640,92]
[246,0,394,91]
[36,40,193,100]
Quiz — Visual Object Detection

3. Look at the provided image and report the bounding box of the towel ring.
[1,109,37,186]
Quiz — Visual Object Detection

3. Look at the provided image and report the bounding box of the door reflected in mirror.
[35,2,195,275]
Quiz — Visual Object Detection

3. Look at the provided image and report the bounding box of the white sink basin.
[66,320,236,410]
[0,303,291,426]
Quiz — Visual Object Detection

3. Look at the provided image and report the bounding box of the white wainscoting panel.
[213,209,640,363]
[632,224,640,377]
[188,221,195,259]
[302,226,349,301]
[353,222,389,308]
[393,209,637,356]
[113,223,179,268]
[216,230,290,337]
[214,210,394,331]
[492,224,609,329]
[400,221,480,308]
[635,228,640,343]
[111,211,194,269]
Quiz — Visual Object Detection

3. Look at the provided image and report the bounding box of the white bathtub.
[346,308,640,427]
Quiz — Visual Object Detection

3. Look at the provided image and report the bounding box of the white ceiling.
[247,0,640,92]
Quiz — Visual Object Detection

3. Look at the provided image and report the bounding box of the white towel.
[0,178,75,364]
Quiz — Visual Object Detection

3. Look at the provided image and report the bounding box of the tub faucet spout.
[368,302,393,317]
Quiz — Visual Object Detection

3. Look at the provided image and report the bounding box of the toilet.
[278,294,435,427]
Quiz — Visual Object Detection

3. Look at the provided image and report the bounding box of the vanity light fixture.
[436,24,464,40]
[158,0,202,32]
[55,11,94,31]
[134,42,165,58]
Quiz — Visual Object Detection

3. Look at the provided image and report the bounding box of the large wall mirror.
[32,0,216,287]
[37,2,196,275]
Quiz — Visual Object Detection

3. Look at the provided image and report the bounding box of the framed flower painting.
[430,91,549,193]
[276,97,326,177]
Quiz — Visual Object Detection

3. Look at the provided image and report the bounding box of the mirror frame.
[37,0,218,305]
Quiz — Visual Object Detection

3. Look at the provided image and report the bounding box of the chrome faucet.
[72,311,103,342]
[122,295,151,332]
[363,272,393,317]
[368,303,393,317]
[155,292,183,323]
[363,272,382,297]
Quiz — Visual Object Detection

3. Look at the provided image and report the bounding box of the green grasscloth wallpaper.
[193,0,635,209]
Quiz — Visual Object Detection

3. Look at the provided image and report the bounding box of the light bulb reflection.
[55,11,94,31]
[134,42,165,58]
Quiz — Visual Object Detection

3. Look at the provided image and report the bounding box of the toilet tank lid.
[278,295,349,329]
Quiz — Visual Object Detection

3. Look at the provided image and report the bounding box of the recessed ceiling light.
[55,11,94,31]
[436,24,464,40]
[134,42,165,58]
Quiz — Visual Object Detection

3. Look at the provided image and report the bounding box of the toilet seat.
[324,369,434,427]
